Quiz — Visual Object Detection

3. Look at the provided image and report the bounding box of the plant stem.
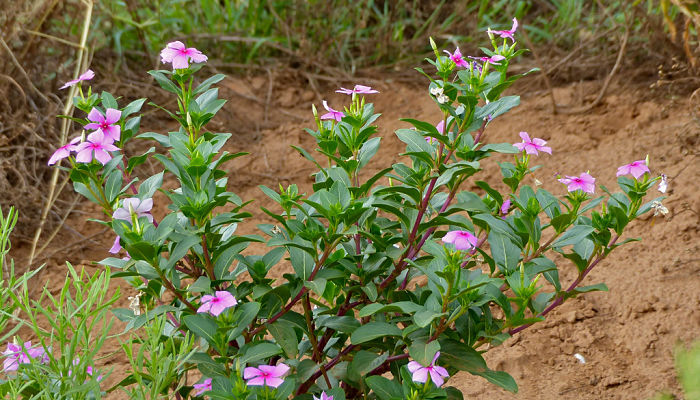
[201,234,216,280]
[297,344,358,394]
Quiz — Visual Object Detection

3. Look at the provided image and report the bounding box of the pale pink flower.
[407,351,449,387]
[244,363,290,388]
[193,378,212,396]
[336,85,379,95]
[468,54,506,66]
[85,108,122,142]
[113,198,154,223]
[558,172,596,194]
[160,41,208,69]
[86,366,103,382]
[109,236,122,254]
[320,100,344,122]
[427,120,445,144]
[616,160,650,179]
[313,392,333,400]
[60,69,95,90]
[513,132,552,156]
[488,17,519,42]
[197,291,238,316]
[443,47,469,68]
[48,136,81,165]
[74,130,119,165]
[442,230,478,250]
[3,342,48,372]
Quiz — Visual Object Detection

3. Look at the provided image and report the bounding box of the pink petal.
[412,367,429,383]
[79,69,95,81]
[105,108,122,124]
[59,79,79,90]
[519,131,531,142]
[94,149,112,165]
[75,148,93,163]
[270,363,290,377]
[511,17,518,32]
[171,55,191,69]
[442,231,458,245]
[431,351,441,365]
[407,361,422,373]
[429,368,445,387]
[189,50,208,63]
[135,198,154,214]
[243,367,261,379]
[436,120,445,134]
[48,147,70,165]
[246,376,266,386]
[264,377,284,388]
[87,108,105,124]
[196,302,212,314]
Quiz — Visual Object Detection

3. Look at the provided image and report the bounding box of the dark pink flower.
[488,17,519,42]
[60,69,95,90]
[616,160,650,179]
[442,230,478,250]
[513,132,552,156]
[558,172,596,194]
[197,291,237,316]
[443,47,469,68]
[74,130,119,165]
[427,120,445,144]
[48,136,81,165]
[407,351,449,387]
[501,199,511,215]
[336,85,379,95]
[244,363,289,388]
[193,378,212,396]
[85,108,122,142]
[320,100,344,122]
[468,54,506,66]
[160,41,208,69]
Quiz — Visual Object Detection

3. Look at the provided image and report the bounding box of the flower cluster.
[3,341,48,372]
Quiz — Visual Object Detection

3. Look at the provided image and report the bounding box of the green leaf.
[358,137,381,168]
[350,322,402,345]
[188,276,211,293]
[194,74,226,95]
[365,376,403,400]
[183,314,219,348]
[239,342,282,365]
[408,340,440,367]
[303,278,327,297]
[395,128,435,155]
[438,339,487,372]
[572,283,608,294]
[473,370,518,393]
[101,91,118,109]
[148,70,179,94]
[288,247,315,281]
[318,316,360,333]
[413,309,443,328]
[229,301,261,339]
[488,231,521,273]
[138,171,164,199]
[553,225,595,247]
[349,351,388,382]
[358,301,423,318]
[268,320,298,358]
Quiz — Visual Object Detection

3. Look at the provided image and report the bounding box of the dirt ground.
[13,69,700,399]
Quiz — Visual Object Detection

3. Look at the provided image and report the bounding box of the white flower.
[651,200,668,217]
[430,86,444,96]
[658,174,668,193]
[437,94,449,104]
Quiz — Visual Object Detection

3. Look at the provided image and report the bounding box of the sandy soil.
[13,71,700,399]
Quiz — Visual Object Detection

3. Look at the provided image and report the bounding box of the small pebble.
[574,353,586,364]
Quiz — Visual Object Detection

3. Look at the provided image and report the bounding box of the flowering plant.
[34,23,664,399]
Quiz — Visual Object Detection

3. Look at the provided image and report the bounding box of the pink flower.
[442,230,478,250]
[160,41,208,69]
[244,363,290,388]
[558,172,596,194]
[60,69,95,90]
[109,236,122,254]
[74,130,119,165]
[513,132,552,156]
[313,392,333,400]
[113,198,154,223]
[197,291,238,316]
[86,366,103,382]
[443,47,469,68]
[48,136,81,165]
[320,100,344,122]
[193,378,212,396]
[336,85,379,95]
[3,342,48,372]
[488,17,519,42]
[616,160,650,179]
[407,351,449,387]
[85,108,122,142]
[501,199,511,215]
[468,54,506,66]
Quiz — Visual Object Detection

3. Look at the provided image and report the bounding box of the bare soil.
[12,71,700,399]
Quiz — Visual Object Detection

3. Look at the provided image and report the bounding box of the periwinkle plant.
[35,20,666,399]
